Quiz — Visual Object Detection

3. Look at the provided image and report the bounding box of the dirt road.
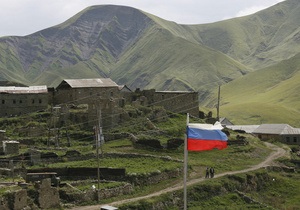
[71,142,287,210]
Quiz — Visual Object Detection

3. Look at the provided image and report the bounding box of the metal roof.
[281,127,300,135]
[62,78,118,88]
[252,124,298,135]
[0,86,48,94]
[155,91,197,93]
[226,125,260,133]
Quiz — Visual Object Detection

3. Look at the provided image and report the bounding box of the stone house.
[252,124,300,145]
[0,86,48,117]
[54,78,124,129]
[3,140,19,155]
[0,78,200,132]
[54,78,121,105]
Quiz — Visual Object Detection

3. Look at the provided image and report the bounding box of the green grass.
[1,106,298,209]
[118,169,300,210]
[203,52,300,127]
[35,156,182,175]
[249,172,300,209]
[64,180,126,191]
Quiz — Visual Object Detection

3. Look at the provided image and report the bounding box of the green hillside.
[203,52,300,127]
[110,23,248,92]
[191,0,300,69]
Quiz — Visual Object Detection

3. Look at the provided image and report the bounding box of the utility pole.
[217,85,221,122]
[96,105,102,201]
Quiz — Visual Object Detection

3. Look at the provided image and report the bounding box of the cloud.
[221,0,286,21]
[0,0,287,37]
[235,5,268,17]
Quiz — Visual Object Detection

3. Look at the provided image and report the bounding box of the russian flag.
[187,122,228,151]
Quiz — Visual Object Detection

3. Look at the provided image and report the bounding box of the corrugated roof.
[253,124,294,135]
[0,86,48,94]
[227,125,260,133]
[155,91,197,93]
[63,78,118,88]
[281,127,300,135]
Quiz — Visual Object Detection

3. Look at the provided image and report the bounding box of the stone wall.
[59,182,133,204]
[36,179,60,209]
[126,168,183,186]
[128,89,199,117]
[54,86,121,106]
[0,189,27,210]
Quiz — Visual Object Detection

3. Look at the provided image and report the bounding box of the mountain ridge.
[0,1,300,125]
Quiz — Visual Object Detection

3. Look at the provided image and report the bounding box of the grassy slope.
[204,53,300,127]
[111,18,249,91]
[188,0,300,69]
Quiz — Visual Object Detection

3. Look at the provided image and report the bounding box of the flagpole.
[184,113,189,210]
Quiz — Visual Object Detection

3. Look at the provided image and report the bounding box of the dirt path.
[70,142,288,210]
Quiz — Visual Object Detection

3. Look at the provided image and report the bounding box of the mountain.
[0,4,249,90]
[0,5,154,87]
[192,0,300,69]
[0,1,300,126]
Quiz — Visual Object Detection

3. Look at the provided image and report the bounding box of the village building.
[252,124,300,145]
[54,78,121,105]
[0,78,200,132]
[0,86,48,117]
[3,140,19,155]
[53,78,199,129]
[54,78,125,129]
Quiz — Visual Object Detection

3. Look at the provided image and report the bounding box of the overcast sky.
[0,0,285,37]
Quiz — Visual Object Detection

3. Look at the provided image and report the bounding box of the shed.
[3,141,19,155]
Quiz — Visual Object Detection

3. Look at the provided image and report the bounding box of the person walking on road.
[210,167,215,178]
[205,167,210,178]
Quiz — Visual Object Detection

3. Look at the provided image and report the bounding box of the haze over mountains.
[0,0,299,126]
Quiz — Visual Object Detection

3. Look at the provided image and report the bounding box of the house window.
[293,137,297,143]
[162,95,165,100]
[39,99,42,104]
[2,100,5,104]
[13,99,16,104]
[19,100,22,104]
[286,137,290,143]
[110,92,113,97]
[32,99,35,104]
